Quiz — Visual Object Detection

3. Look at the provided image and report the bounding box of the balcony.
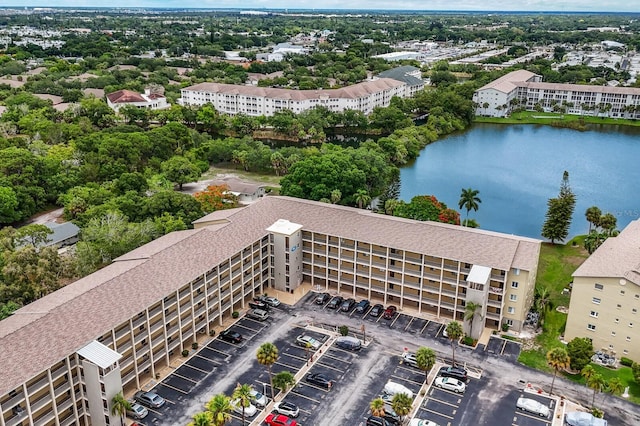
[489,286,504,295]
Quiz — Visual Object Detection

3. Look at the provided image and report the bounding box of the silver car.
[296,334,321,350]
[126,402,148,419]
[434,376,466,393]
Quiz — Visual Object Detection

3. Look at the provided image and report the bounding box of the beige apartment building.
[565,219,640,361]
[0,197,539,426]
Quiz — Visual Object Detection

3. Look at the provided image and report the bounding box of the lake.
[399,123,640,239]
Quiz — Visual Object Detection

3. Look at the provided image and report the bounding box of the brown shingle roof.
[476,69,538,94]
[106,89,146,104]
[0,197,539,395]
[573,219,640,285]
[182,78,405,101]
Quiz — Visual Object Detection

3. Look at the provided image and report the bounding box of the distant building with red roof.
[105,88,169,112]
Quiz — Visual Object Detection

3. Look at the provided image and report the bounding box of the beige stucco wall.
[565,276,640,361]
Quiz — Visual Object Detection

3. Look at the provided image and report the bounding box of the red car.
[265,413,298,426]
[383,305,397,319]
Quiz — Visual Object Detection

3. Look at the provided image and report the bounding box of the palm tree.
[370,397,386,417]
[390,393,412,421]
[458,188,481,226]
[546,347,570,394]
[330,189,342,204]
[535,285,553,324]
[415,346,436,383]
[585,206,602,232]
[207,394,233,426]
[232,383,253,425]
[607,377,624,396]
[384,199,400,215]
[445,321,463,365]
[581,365,596,382]
[464,301,482,340]
[257,342,279,400]
[587,373,606,407]
[111,392,131,426]
[273,371,296,394]
[353,189,371,209]
[189,411,213,426]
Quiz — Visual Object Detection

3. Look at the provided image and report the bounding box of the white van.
[383,381,414,399]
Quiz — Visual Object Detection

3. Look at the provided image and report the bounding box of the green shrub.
[502,323,510,332]
[620,357,634,367]
[591,408,604,418]
[462,336,474,346]
[209,329,216,337]
[232,311,239,318]
[339,325,349,336]
[192,342,198,350]
[181,349,189,357]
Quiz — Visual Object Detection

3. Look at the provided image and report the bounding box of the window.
[621,290,626,295]
[587,324,596,331]
[626,336,631,342]
[511,281,519,288]
[611,331,616,336]
[615,318,620,324]
[617,304,622,309]
[507,307,515,314]
[590,311,598,318]
[624,349,629,354]
[506,319,513,326]
[592,297,601,304]
[594,283,604,290]
[510,294,517,301]
[630,323,634,328]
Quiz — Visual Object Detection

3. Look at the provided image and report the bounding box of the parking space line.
[321,352,353,363]
[173,372,199,384]
[316,362,347,373]
[234,323,262,333]
[500,340,507,355]
[282,352,307,362]
[390,375,423,387]
[295,384,330,396]
[243,317,269,326]
[389,315,400,327]
[290,390,324,403]
[158,381,190,395]
[195,353,222,364]
[274,360,302,370]
[184,361,213,374]
[207,344,235,355]
[420,320,431,334]
[404,317,414,331]
[421,407,454,420]
[516,411,553,423]
[425,394,460,408]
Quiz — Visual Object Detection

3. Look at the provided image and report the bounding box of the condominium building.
[0,197,539,426]
[565,220,640,361]
[177,77,417,116]
[473,69,640,118]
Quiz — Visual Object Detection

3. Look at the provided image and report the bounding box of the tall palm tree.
[390,393,412,421]
[189,411,213,426]
[273,371,296,394]
[546,347,570,394]
[207,394,233,426]
[607,377,624,396]
[445,321,463,365]
[587,373,606,407]
[111,392,131,426]
[256,342,279,400]
[464,301,482,340]
[458,188,481,226]
[535,285,553,324]
[585,206,602,232]
[232,383,253,425]
[415,346,436,383]
[353,189,371,209]
[581,365,596,382]
[370,397,386,417]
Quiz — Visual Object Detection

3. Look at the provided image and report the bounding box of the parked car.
[383,381,414,399]
[249,389,268,408]
[366,416,393,426]
[296,334,322,350]
[232,399,257,417]
[516,397,550,418]
[402,352,418,368]
[335,335,361,351]
[126,402,148,419]
[382,404,401,425]
[340,298,356,312]
[246,308,269,321]
[565,411,608,426]
[355,299,371,313]
[265,413,298,426]
[434,376,466,393]
[409,420,440,426]
[273,401,300,418]
[438,366,468,381]
[219,329,243,344]
[383,305,397,319]
[305,373,333,389]
[258,295,281,307]
[315,293,331,305]
[249,300,269,310]
[131,423,148,426]
[327,296,344,309]
[369,303,384,317]
[134,391,165,408]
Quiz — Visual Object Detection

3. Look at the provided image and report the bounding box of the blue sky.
[4,0,638,12]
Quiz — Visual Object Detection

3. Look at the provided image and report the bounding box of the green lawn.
[474,111,640,127]
[564,364,640,405]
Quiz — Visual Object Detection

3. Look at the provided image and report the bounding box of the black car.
[249,300,269,310]
[305,373,333,389]
[315,293,331,305]
[366,416,392,426]
[438,366,468,381]
[327,296,344,309]
[219,329,243,344]
[340,298,356,312]
[355,299,370,313]
[369,304,384,317]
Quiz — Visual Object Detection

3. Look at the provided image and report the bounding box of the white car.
[516,397,550,418]
[410,419,440,426]
[260,296,281,307]
[296,334,321,350]
[126,402,148,419]
[434,376,466,393]
[402,352,418,368]
[273,401,300,418]
[249,389,268,408]
[231,399,257,417]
